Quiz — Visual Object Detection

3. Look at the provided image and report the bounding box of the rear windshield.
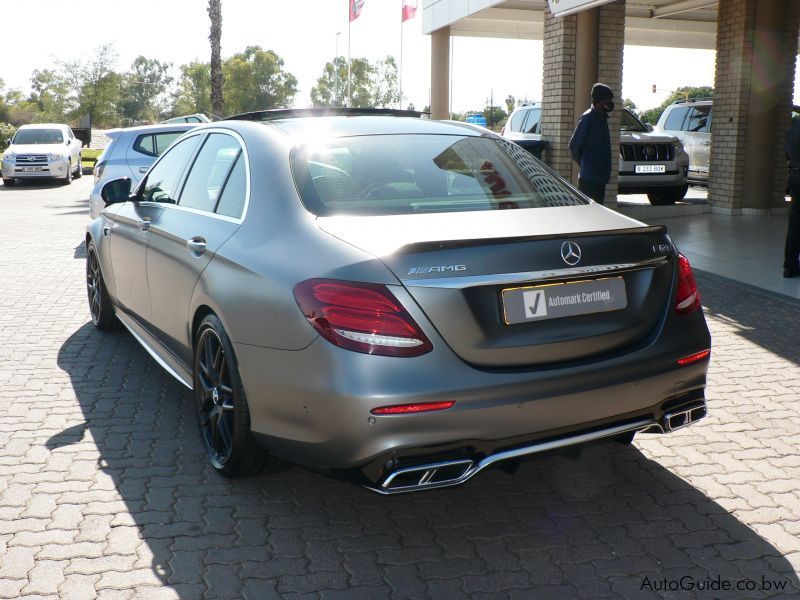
[13,128,64,145]
[291,134,587,216]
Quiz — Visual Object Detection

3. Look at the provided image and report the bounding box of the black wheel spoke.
[217,413,233,455]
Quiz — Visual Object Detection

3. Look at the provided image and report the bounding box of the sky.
[0,0,797,115]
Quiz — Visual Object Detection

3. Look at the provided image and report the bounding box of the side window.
[508,110,527,133]
[686,106,711,133]
[522,108,541,134]
[216,154,247,218]
[178,134,242,213]
[141,136,202,203]
[133,134,157,157]
[153,131,184,155]
[663,106,690,132]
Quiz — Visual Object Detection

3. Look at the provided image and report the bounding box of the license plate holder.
[502,277,627,325]
[635,164,666,174]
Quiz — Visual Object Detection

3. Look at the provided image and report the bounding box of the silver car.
[89,123,198,219]
[86,109,711,494]
[503,105,690,205]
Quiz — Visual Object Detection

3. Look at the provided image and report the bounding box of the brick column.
[541,1,625,206]
[710,0,800,214]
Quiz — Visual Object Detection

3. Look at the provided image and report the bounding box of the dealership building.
[423,0,800,213]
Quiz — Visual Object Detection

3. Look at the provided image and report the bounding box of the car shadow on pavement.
[55,323,800,599]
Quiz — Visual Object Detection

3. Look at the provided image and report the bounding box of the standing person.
[784,116,800,278]
[569,83,615,205]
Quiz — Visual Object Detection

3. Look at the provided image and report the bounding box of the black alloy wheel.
[193,314,280,477]
[86,242,118,330]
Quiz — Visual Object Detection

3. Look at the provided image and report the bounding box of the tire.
[62,161,73,185]
[647,184,688,206]
[2,178,14,187]
[86,242,119,331]
[613,431,636,445]
[194,314,284,478]
[74,157,82,179]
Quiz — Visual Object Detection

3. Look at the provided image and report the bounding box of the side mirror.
[101,177,133,205]
[645,123,654,132]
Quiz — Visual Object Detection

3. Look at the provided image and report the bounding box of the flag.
[350,0,365,22]
[402,0,417,22]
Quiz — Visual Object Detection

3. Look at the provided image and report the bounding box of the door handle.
[137,219,151,232]
[139,167,148,173]
[186,237,207,254]
[102,225,111,238]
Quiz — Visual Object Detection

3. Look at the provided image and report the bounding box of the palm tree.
[208,0,224,118]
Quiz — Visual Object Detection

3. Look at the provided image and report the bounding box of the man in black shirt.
[784,117,800,278]
[569,83,614,205]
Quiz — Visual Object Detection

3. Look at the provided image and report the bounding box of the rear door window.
[663,106,690,132]
[140,135,202,203]
[521,108,541,134]
[133,131,187,157]
[178,133,242,214]
[686,106,712,133]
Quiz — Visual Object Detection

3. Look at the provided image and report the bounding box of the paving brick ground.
[1,178,799,599]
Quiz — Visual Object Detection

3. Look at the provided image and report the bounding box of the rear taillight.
[94,160,106,184]
[294,279,433,357]
[675,254,701,315]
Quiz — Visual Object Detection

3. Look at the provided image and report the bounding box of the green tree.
[222,46,297,114]
[119,56,173,124]
[29,69,73,122]
[622,98,637,112]
[640,85,713,124]
[505,95,515,115]
[310,57,372,108]
[208,0,224,117]
[60,44,121,127]
[310,57,348,107]
[371,56,400,108]
[173,61,212,116]
[483,105,507,130]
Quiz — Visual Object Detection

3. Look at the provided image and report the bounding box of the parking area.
[1,179,799,599]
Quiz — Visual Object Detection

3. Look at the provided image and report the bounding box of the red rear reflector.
[371,401,455,415]
[677,349,710,366]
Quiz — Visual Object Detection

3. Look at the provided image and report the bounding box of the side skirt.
[116,310,194,390]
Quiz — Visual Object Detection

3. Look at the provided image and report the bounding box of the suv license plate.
[22,166,42,172]
[635,164,666,174]
[502,277,627,325]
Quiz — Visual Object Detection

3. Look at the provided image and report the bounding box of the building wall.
[541,1,625,205]
[710,0,800,213]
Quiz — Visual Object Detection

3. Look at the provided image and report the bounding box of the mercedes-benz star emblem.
[211,388,220,405]
[560,241,582,266]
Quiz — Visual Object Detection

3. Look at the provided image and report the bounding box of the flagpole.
[347,1,352,107]
[399,1,404,109]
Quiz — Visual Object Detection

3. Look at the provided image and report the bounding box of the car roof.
[18,123,70,129]
[104,122,198,139]
[225,108,483,138]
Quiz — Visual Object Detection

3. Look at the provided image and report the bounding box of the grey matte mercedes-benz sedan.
[86,109,711,494]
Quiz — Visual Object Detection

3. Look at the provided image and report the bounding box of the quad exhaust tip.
[371,401,708,495]
[663,402,706,432]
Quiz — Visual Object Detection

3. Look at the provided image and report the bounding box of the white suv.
[502,104,690,205]
[1,123,83,185]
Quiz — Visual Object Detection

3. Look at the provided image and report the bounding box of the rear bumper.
[235,309,710,479]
